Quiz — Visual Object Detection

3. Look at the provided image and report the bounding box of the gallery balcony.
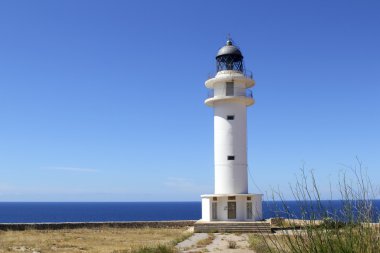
[204,89,254,107]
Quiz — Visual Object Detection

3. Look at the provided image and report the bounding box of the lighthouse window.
[227,156,235,160]
[227,115,234,120]
[226,82,234,96]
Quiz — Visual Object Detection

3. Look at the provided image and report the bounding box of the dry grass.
[0,227,189,253]
[196,233,215,247]
[249,234,273,253]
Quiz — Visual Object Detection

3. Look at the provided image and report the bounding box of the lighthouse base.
[200,194,263,222]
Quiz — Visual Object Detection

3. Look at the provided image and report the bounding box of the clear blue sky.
[0,0,379,201]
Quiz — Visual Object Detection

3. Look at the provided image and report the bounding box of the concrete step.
[195,227,270,230]
[194,226,271,230]
[195,228,271,230]
[195,225,270,227]
[194,221,271,233]
[194,223,269,226]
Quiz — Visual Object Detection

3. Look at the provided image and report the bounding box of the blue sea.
[0,201,379,223]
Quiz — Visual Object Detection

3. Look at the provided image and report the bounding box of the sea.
[0,201,379,223]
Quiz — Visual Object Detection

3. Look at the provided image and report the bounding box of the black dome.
[215,39,244,72]
[216,40,243,59]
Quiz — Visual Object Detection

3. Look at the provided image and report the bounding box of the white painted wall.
[201,70,263,222]
[252,194,263,221]
[213,82,246,98]
[201,194,263,222]
[214,101,248,194]
[201,198,211,221]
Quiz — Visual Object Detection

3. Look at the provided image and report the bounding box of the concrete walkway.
[176,232,255,253]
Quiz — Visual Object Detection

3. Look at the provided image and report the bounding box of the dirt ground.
[0,227,188,253]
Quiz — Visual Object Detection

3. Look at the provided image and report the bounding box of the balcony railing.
[207,69,254,80]
[207,89,253,99]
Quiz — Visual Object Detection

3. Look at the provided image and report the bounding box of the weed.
[262,160,380,253]
[227,240,237,249]
[130,244,177,253]
[248,234,272,253]
[196,234,215,247]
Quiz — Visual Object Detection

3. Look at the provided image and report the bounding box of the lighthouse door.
[212,202,217,220]
[227,202,236,219]
[226,82,234,96]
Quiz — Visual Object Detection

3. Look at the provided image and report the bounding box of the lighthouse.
[200,39,263,223]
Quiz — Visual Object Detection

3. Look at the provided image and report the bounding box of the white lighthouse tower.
[199,39,263,224]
